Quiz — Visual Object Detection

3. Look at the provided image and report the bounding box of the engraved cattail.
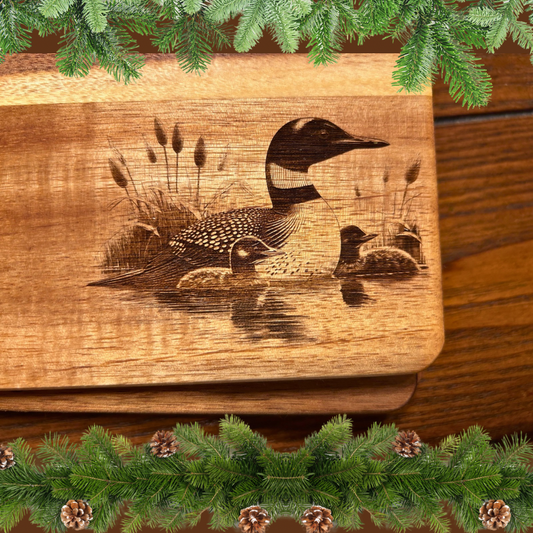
[107,138,139,195]
[109,159,129,190]
[194,136,206,208]
[405,159,421,186]
[144,136,157,164]
[172,123,183,193]
[154,117,171,191]
[399,159,421,217]
[154,117,168,147]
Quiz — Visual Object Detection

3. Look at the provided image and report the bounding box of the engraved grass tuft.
[102,121,239,274]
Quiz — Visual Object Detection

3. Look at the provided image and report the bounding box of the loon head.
[340,225,378,263]
[266,118,389,172]
[230,236,283,273]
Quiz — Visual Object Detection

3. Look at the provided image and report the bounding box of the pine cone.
[150,430,179,458]
[301,506,333,533]
[60,500,93,530]
[393,430,422,458]
[0,445,15,470]
[238,506,270,533]
[479,500,511,530]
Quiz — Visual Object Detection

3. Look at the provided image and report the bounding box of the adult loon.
[334,225,420,277]
[89,118,389,289]
[177,236,282,290]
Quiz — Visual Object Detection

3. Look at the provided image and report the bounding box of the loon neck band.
[266,163,321,210]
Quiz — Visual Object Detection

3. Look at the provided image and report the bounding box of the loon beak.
[335,136,389,149]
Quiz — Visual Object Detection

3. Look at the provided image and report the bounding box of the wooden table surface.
[0,53,532,450]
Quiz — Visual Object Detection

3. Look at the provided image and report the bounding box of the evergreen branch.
[37,434,79,467]
[494,434,533,467]
[302,0,343,65]
[264,0,300,53]
[234,0,267,52]
[219,415,268,457]
[2,0,532,107]
[39,0,76,18]
[1,0,54,56]
[184,0,203,15]
[82,0,108,32]
[1,422,533,532]
[153,10,231,73]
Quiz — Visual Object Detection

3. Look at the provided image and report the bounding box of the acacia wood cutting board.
[0,54,442,396]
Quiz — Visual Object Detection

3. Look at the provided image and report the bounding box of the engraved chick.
[177,236,282,290]
[334,225,420,277]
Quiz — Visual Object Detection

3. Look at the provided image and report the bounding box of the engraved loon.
[89,118,389,288]
[177,236,282,290]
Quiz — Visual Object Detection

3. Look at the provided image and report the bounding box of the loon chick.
[177,237,282,290]
[334,225,420,277]
[89,118,389,289]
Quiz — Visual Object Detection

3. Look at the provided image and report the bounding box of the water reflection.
[229,289,310,343]
[112,275,430,347]
[149,287,312,343]
[339,280,373,307]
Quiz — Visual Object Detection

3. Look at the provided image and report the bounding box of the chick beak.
[335,135,389,149]
[254,247,285,263]
[360,233,378,243]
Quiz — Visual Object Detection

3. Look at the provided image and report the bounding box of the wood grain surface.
[0,54,531,450]
[0,54,443,391]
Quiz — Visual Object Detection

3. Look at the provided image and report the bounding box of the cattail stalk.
[194,136,206,209]
[172,123,184,194]
[126,168,139,197]
[399,159,421,218]
[154,117,171,192]
[382,169,389,246]
[218,143,229,172]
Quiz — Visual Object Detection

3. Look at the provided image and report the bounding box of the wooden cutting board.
[0,375,417,414]
[0,54,443,392]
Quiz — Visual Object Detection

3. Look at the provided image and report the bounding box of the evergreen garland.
[0,0,533,106]
[0,416,533,533]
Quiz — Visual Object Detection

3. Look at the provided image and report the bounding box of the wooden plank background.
[0,54,531,448]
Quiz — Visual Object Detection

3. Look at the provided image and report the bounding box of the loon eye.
[237,249,249,258]
[319,129,329,137]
